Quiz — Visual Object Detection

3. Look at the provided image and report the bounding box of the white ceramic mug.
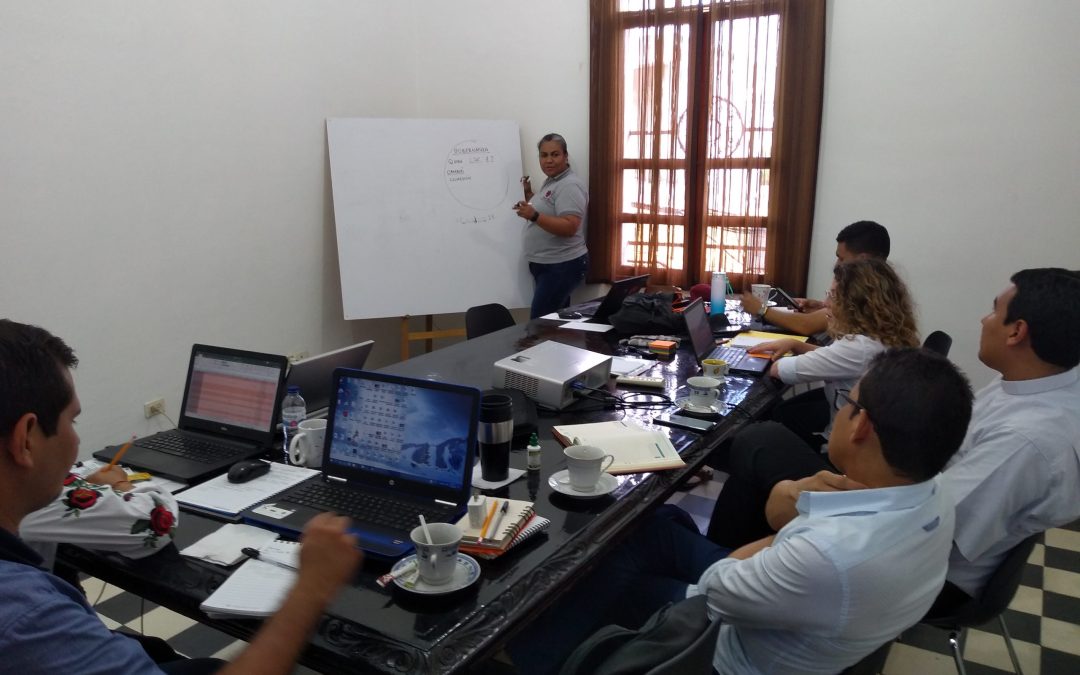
[409,522,462,585]
[685,376,722,410]
[563,445,615,491]
[751,284,772,305]
[701,358,729,380]
[288,418,326,468]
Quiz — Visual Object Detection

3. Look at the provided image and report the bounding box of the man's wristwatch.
[529,211,540,222]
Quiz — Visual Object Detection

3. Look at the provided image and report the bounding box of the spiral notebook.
[456,498,538,554]
[460,513,551,560]
[199,540,300,618]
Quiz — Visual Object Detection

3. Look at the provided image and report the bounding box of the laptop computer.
[577,274,650,324]
[283,340,374,419]
[94,344,289,482]
[242,368,480,559]
[683,299,771,375]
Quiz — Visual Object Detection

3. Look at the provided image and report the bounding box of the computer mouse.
[227,459,271,484]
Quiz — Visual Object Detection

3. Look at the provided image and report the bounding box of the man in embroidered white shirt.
[510,347,974,675]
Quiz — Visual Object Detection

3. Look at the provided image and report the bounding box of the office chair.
[920,533,1040,675]
[558,594,719,675]
[923,330,953,357]
[465,303,515,339]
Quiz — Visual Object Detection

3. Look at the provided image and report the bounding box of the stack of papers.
[180,523,280,567]
[199,540,301,618]
[176,464,319,520]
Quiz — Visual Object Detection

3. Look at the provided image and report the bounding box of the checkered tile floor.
[83,575,317,674]
[667,474,1080,675]
[84,474,1079,674]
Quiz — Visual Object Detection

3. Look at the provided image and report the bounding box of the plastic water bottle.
[280,386,307,462]
[711,271,728,315]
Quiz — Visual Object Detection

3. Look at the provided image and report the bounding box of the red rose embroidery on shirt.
[63,473,79,486]
[64,487,101,510]
[149,505,176,536]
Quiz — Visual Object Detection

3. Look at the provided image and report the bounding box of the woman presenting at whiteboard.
[514,133,589,319]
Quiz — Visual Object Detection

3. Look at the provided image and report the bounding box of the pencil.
[489,501,510,540]
[479,498,499,543]
[105,436,136,471]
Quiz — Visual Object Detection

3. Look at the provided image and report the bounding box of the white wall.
[1,1,588,455]
[7,0,1075,454]
[812,0,1080,387]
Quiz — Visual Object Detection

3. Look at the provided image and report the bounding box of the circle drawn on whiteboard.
[444,139,508,211]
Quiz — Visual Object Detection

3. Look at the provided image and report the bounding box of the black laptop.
[283,340,374,419]
[577,274,650,324]
[242,368,480,559]
[94,344,289,483]
[683,299,771,375]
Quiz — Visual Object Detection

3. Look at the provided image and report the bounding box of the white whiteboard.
[327,118,531,320]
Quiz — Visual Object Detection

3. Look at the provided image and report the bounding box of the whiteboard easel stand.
[400,316,466,361]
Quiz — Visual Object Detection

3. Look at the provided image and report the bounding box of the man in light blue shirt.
[509,348,974,674]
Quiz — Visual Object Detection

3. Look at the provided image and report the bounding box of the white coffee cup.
[288,418,326,468]
[751,284,772,305]
[685,375,722,410]
[701,358,729,380]
[563,445,615,491]
[409,522,462,586]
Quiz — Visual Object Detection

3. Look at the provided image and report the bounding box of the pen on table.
[489,501,510,540]
[241,547,297,572]
[478,498,499,544]
[105,435,137,471]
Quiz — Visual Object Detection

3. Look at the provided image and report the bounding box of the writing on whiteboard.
[444,139,508,210]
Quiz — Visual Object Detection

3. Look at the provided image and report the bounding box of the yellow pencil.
[105,436,137,471]
[478,498,499,543]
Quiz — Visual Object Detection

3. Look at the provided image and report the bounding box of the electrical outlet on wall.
[287,351,309,364]
[144,398,165,418]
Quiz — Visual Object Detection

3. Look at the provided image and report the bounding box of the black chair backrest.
[927,533,1039,629]
[922,330,953,357]
[465,303,515,339]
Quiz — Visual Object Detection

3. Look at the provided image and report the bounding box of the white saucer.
[548,469,619,498]
[391,553,481,595]
[674,397,725,416]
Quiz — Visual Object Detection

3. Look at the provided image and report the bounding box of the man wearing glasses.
[509,348,973,675]
[708,268,1080,610]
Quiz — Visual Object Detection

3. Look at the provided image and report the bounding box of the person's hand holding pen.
[513,199,540,223]
[521,175,534,201]
[85,465,135,492]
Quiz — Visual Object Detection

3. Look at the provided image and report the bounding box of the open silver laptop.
[284,340,374,419]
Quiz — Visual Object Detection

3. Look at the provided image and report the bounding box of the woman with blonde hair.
[705,258,920,547]
[752,257,919,441]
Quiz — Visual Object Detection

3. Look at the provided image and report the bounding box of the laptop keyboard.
[288,482,458,531]
[139,432,249,464]
[708,345,748,364]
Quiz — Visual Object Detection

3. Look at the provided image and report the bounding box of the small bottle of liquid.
[526,432,542,470]
[280,386,307,463]
[710,271,728,315]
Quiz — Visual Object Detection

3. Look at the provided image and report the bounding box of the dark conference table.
[59,317,786,674]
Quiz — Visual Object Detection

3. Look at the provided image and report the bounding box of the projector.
[493,341,612,410]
